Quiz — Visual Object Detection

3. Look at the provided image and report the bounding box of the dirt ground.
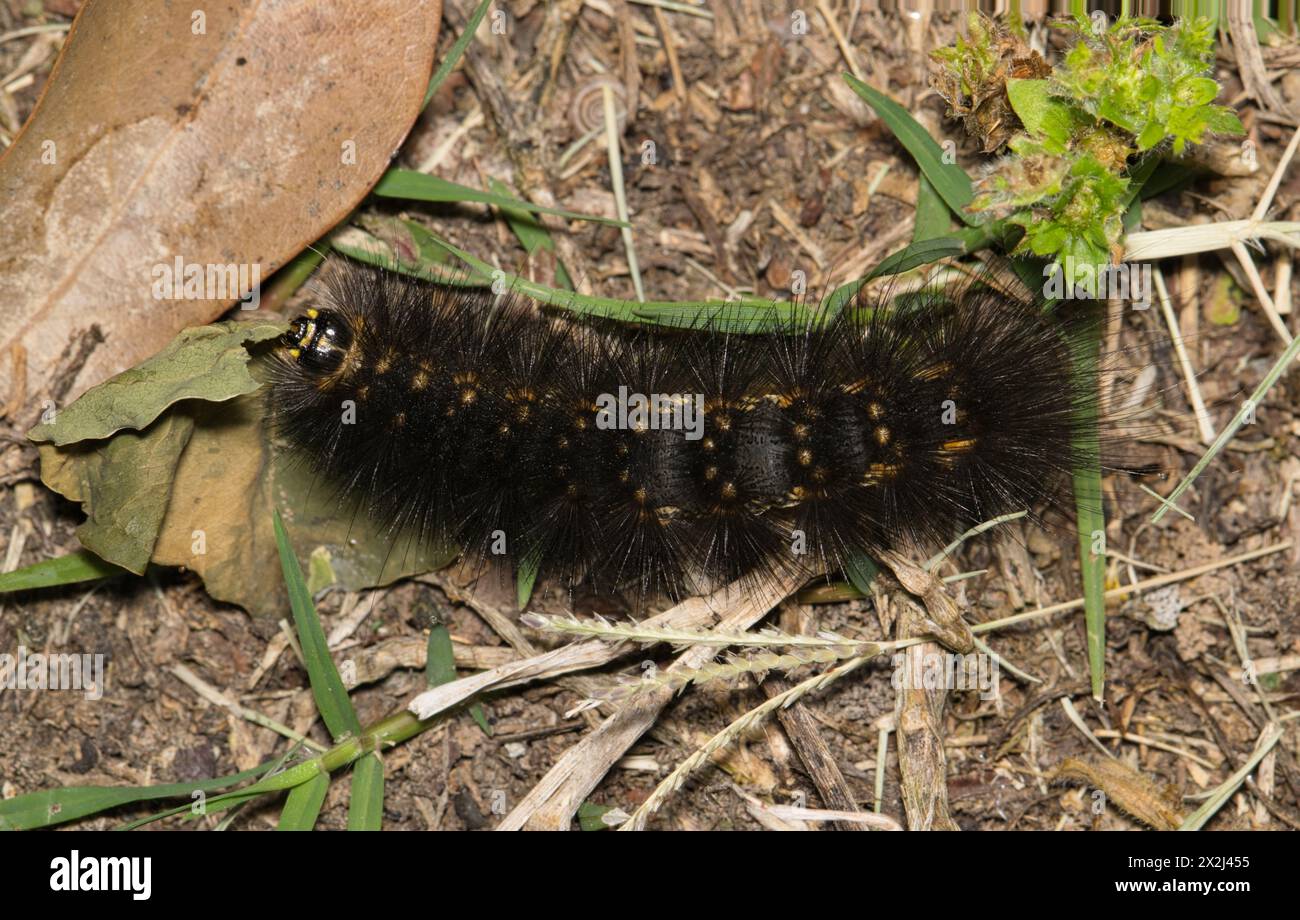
[2,1,1298,830]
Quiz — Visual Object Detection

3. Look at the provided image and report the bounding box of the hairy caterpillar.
[267,263,1101,600]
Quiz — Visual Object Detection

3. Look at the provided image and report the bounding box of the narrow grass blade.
[1066,311,1107,700]
[515,544,543,610]
[842,73,976,225]
[0,549,125,593]
[347,754,385,830]
[577,801,620,831]
[427,621,491,734]
[278,772,330,830]
[423,232,814,331]
[372,169,628,228]
[489,177,574,290]
[913,174,952,242]
[273,509,362,740]
[332,230,490,285]
[0,761,278,830]
[117,745,305,830]
[195,759,326,817]
[824,237,967,318]
[422,0,493,109]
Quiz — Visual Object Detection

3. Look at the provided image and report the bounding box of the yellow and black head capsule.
[283,308,351,373]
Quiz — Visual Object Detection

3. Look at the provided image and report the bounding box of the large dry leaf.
[0,0,442,412]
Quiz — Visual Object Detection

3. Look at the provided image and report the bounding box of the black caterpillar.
[267,263,1097,600]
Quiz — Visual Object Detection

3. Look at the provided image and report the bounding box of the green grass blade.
[273,509,363,741]
[822,237,965,318]
[332,231,491,285]
[427,621,491,734]
[347,754,385,830]
[278,772,330,830]
[0,761,278,830]
[842,73,976,225]
[195,759,325,817]
[577,801,618,831]
[425,622,457,687]
[372,169,628,228]
[422,0,493,109]
[913,174,953,242]
[515,543,543,610]
[117,745,306,830]
[0,549,126,593]
[489,177,575,290]
[1066,312,1107,701]
[422,232,815,331]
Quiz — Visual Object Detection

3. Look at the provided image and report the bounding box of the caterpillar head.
[284,308,352,373]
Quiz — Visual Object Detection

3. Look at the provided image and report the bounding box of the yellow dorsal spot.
[306,308,319,319]
[720,481,737,500]
[863,463,902,484]
[288,347,301,359]
[874,425,891,446]
[797,448,814,467]
[867,401,885,420]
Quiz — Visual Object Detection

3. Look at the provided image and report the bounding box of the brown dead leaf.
[0,0,442,414]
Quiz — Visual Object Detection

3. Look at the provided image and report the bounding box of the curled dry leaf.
[0,0,442,414]
[33,320,456,616]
